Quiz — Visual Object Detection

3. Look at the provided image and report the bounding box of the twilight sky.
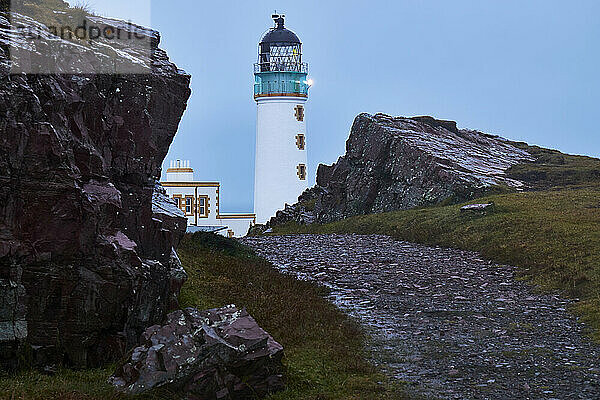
[71,0,600,212]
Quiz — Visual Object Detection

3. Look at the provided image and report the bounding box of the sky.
[70,0,600,212]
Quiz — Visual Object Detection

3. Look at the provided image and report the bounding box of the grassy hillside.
[0,233,407,399]
[272,188,600,341]
[0,368,177,400]
[507,143,600,189]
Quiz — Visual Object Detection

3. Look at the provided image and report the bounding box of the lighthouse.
[254,14,311,224]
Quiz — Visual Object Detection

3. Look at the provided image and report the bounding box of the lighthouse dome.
[260,16,301,44]
[257,14,307,74]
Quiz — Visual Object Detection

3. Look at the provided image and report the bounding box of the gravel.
[242,234,600,400]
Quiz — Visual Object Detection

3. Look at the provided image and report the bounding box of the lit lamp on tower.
[254,14,312,224]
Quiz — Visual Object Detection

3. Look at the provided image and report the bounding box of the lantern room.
[254,14,310,98]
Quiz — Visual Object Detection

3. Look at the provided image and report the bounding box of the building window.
[173,195,184,213]
[297,164,307,180]
[294,105,304,121]
[296,133,306,150]
[184,196,194,216]
[227,230,234,238]
[198,195,209,218]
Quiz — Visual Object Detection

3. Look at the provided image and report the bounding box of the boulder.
[265,186,323,228]
[270,113,534,225]
[0,9,191,369]
[460,203,495,214]
[110,306,285,399]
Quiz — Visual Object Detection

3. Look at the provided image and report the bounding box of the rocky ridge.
[268,113,534,226]
[0,9,191,369]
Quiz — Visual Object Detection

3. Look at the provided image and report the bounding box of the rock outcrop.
[269,113,534,225]
[0,9,191,369]
[110,306,285,399]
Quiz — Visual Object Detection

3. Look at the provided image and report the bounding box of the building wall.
[218,215,256,238]
[254,96,309,224]
[162,164,255,238]
[163,184,218,223]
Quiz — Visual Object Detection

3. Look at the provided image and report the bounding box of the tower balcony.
[254,79,309,98]
[254,68,310,99]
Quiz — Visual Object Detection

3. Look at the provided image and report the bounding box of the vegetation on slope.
[507,143,600,189]
[0,233,407,399]
[177,233,407,400]
[4,0,93,25]
[272,188,600,341]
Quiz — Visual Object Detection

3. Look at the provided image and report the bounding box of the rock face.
[110,306,285,399]
[270,113,533,225]
[0,11,191,369]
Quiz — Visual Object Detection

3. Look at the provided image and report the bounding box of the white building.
[253,14,311,224]
[161,160,255,238]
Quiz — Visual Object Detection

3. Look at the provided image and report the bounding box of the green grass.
[507,143,600,189]
[0,233,407,399]
[272,188,600,341]
[0,368,115,400]
[0,368,179,400]
[4,0,95,43]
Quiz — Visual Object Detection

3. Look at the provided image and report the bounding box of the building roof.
[187,226,228,234]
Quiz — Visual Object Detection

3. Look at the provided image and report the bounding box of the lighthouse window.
[297,164,307,180]
[296,134,306,150]
[294,105,304,121]
[198,195,209,218]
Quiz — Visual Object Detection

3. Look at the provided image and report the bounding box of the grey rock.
[270,113,533,225]
[110,306,285,399]
[266,186,323,228]
[0,10,191,370]
[460,203,495,214]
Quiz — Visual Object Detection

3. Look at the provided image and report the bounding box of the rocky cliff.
[0,9,191,369]
[269,113,535,225]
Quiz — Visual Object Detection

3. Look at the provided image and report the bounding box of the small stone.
[460,203,495,213]
[448,369,460,377]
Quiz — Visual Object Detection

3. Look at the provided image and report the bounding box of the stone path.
[242,234,600,400]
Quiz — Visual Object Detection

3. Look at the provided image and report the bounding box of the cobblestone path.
[242,234,600,400]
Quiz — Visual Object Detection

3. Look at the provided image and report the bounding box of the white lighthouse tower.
[254,14,311,224]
